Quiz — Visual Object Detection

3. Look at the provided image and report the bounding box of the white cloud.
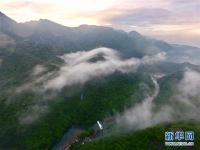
[116,77,169,130]
[44,48,166,91]
[32,64,46,76]
[16,47,166,92]
[178,70,200,98]
[116,69,200,131]
[16,47,166,124]
[19,104,48,125]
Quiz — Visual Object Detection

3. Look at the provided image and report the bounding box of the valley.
[0,11,200,150]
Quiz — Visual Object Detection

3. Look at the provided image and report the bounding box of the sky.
[1,0,200,47]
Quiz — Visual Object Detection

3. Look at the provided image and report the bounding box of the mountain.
[1,11,200,61]
[138,62,200,75]
[0,12,200,150]
[69,69,200,150]
[1,11,200,64]
[0,11,17,33]
[70,122,200,150]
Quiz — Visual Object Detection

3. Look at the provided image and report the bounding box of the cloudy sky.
[1,0,200,47]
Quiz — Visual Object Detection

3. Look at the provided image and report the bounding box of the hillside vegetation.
[71,122,200,150]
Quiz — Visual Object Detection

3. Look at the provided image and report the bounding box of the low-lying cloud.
[0,33,14,48]
[16,47,166,93]
[116,76,169,130]
[17,47,166,125]
[44,47,166,91]
[32,65,47,76]
[19,104,48,125]
[116,69,200,130]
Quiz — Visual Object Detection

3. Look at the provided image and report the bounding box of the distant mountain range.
[1,11,200,64]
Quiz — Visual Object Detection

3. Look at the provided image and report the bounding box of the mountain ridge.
[0,11,199,49]
[1,11,200,57]
[1,11,200,150]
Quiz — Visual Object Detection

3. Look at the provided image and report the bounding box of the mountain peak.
[0,11,5,16]
[0,11,16,23]
[0,11,8,17]
[129,31,142,36]
[39,19,51,22]
[0,11,18,35]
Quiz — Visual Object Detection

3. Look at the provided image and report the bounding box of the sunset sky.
[1,0,200,47]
